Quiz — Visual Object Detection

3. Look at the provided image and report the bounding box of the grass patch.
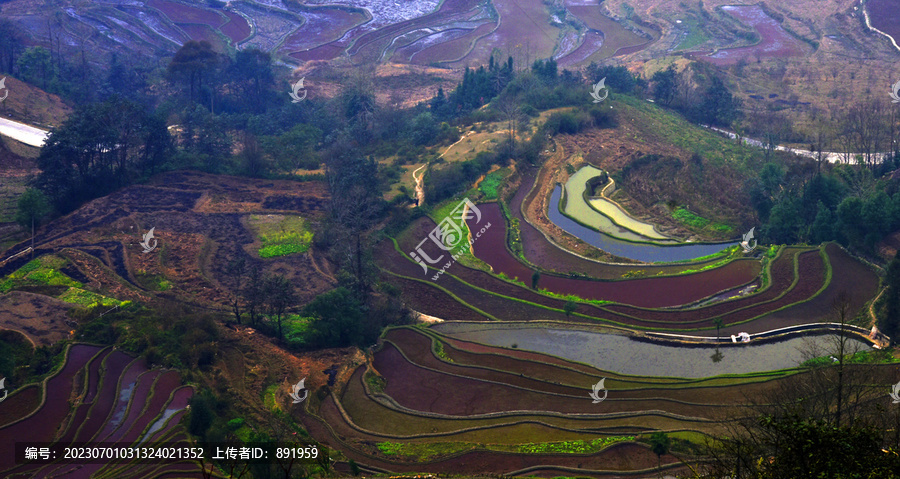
[512,436,634,454]
[263,384,281,412]
[478,168,508,199]
[801,349,898,368]
[0,255,82,293]
[672,207,732,234]
[375,436,634,460]
[364,370,386,394]
[248,214,314,258]
[673,207,710,228]
[57,288,130,308]
[674,16,709,51]
[0,255,126,308]
[134,271,171,291]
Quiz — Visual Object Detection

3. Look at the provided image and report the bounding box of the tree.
[699,76,742,127]
[16,188,51,255]
[16,46,54,90]
[242,264,264,326]
[34,95,171,212]
[324,149,384,299]
[228,48,273,113]
[167,41,219,104]
[651,66,677,106]
[531,270,540,289]
[264,274,298,339]
[225,258,247,324]
[15,188,51,231]
[649,431,671,476]
[0,19,26,74]
[713,317,723,340]
[563,300,577,317]
[303,287,366,348]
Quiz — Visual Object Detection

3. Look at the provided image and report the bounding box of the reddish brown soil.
[383,225,835,332]
[178,23,227,51]
[280,8,366,53]
[731,243,879,336]
[0,344,101,472]
[220,10,251,43]
[384,327,765,408]
[0,384,40,429]
[0,291,75,347]
[466,202,760,308]
[302,369,681,476]
[557,30,605,67]
[0,172,335,320]
[606,249,825,329]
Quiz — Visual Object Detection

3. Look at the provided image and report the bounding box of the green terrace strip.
[672,206,732,233]
[375,436,636,460]
[478,168,509,200]
[1,255,129,308]
[249,214,314,258]
[0,255,81,292]
[801,349,899,368]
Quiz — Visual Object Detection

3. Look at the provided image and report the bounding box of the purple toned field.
[867,0,900,47]
[220,10,251,43]
[407,22,497,64]
[148,0,223,28]
[465,202,760,308]
[281,8,367,54]
[0,344,196,477]
[557,30,604,67]
[454,0,560,66]
[698,5,808,65]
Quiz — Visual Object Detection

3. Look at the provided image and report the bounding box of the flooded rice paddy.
[433,322,871,378]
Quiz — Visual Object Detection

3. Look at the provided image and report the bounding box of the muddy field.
[0,172,336,339]
[0,344,199,477]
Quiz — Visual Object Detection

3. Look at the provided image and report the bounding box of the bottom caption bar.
[15,442,325,465]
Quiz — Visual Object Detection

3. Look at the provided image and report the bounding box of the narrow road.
[411,164,426,207]
[0,116,49,147]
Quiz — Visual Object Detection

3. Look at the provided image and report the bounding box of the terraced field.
[562,165,673,242]
[0,0,656,67]
[0,344,200,477]
[300,325,895,476]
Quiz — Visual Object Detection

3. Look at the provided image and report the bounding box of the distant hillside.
[0,75,70,129]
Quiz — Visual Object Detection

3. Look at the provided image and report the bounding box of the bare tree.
[226,257,247,324]
[845,98,887,169]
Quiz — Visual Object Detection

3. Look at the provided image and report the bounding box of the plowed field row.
[382,235,830,331]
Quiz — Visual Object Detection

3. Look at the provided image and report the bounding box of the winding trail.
[411,164,426,207]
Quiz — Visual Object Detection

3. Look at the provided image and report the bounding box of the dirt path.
[411,164,426,207]
[868,287,884,327]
